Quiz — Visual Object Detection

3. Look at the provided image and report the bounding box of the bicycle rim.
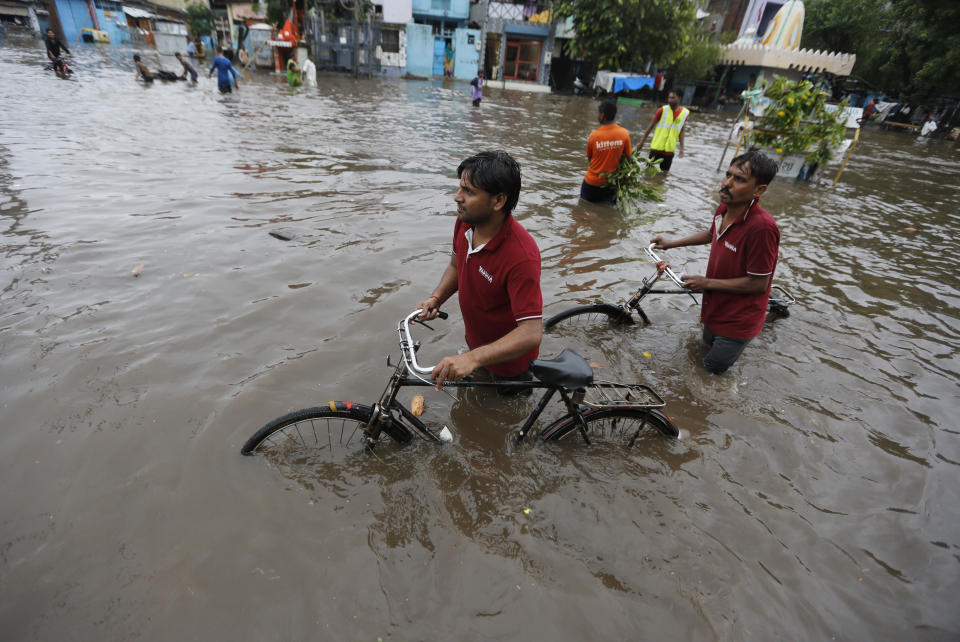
[540,407,679,446]
[241,404,397,461]
[543,303,634,332]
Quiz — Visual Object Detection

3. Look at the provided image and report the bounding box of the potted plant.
[744,76,849,180]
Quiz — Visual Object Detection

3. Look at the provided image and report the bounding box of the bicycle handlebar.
[398,309,448,376]
[644,243,688,289]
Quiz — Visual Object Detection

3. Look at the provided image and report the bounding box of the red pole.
[86,0,100,29]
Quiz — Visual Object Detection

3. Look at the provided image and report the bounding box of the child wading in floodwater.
[470,70,484,107]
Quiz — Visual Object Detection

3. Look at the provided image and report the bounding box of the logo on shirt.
[595,140,623,151]
[478,265,494,283]
[724,241,737,252]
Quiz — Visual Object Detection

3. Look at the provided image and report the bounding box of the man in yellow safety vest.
[637,89,689,172]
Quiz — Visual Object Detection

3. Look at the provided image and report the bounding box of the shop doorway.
[503,39,540,81]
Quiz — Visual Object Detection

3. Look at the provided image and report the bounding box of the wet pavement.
[2,34,959,639]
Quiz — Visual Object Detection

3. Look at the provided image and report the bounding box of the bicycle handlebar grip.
[437,310,448,320]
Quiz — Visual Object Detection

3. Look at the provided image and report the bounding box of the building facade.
[403,0,478,80]
[470,0,559,93]
[48,0,191,47]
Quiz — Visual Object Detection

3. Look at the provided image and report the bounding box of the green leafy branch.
[744,76,849,166]
[602,154,664,206]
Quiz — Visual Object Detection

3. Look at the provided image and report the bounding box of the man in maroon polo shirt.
[651,150,780,374]
[417,151,542,391]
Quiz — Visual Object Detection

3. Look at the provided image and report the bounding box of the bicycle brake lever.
[411,309,449,331]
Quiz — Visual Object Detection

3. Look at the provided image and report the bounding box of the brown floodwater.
[2,35,959,640]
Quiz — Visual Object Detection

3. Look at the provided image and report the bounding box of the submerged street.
[2,35,959,639]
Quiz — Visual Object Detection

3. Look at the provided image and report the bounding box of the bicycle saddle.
[530,349,594,389]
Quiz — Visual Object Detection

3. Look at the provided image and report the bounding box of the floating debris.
[411,394,424,417]
[131,263,144,277]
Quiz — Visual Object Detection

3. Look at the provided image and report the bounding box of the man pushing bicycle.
[416,151,543,391]
[651,150,780,375]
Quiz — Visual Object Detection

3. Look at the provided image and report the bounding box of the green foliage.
[744,77,848,166]
[804,0,960,103]
[669,25,724,80]
[552,0,698,71]
[265,0,290,28]
[185,3,213,38]
[603,154,664,208]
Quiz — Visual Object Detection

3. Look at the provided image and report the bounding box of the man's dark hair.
[668,89,681,99]
[598,99,617,122]
[133,54,141,62]
[457,150,522,213]
[731,150,778,186]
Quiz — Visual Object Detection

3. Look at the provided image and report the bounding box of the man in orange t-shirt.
[581,100,633,204]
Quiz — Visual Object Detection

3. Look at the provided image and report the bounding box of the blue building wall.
[411,0,468,21]
[405,22,433,77]
[452,27,479,80]
[53,0,129,45]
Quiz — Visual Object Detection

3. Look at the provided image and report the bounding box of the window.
[94,0,122,11]
[382,29,399,53]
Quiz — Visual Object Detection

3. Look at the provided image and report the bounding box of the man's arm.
[431,319,542,390]
[677,123,686,157]
[679,273,770,294]
[651,229,711,250]
[416,253,458,321]
[637,112,659,149]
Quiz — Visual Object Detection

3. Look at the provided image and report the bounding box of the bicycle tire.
[240,403,412,456]
[539,407,679,445]
[543,303,634,331]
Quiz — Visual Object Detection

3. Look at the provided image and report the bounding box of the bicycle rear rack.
[581,381,665,409]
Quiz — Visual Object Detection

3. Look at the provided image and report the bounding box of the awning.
[0,3,30,16]
[230,4,264,20]
[123,6,155,19]
[248,22,272,30]
[613,76,654,93]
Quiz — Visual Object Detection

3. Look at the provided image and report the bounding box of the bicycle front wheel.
[543,303,634,331]
[241,403,411,457]
[540,407,679,445]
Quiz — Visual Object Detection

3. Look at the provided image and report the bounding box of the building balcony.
[410,0,469,20]
[485,1,550,22]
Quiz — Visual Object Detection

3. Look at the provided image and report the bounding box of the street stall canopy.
[123,6,155,19]
[593,71,655,94]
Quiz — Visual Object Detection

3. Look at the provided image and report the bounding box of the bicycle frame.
[362,310,652,447]
[611,244,795,324]
[241,311,676,457]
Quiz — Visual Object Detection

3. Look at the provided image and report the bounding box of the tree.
[670,25,725,81]
[185,3,214,39]
[551,0,700,72]
[804,0,960,103]
[264,0,290,29]
[878,0,960,102]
